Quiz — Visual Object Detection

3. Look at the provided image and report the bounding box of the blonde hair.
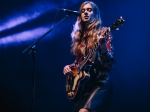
[71,1,102,57]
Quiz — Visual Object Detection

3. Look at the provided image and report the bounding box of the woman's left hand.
[97,27,108,41]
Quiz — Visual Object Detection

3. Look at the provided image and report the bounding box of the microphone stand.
[22,14,70,112]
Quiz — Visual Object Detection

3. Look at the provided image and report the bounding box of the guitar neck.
[79,43,99,71]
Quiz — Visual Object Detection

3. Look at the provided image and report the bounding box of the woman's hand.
[97,27,108,41]
[98,27,109,54]
[63,65,72,75]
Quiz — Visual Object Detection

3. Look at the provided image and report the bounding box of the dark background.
[0,0,150,112]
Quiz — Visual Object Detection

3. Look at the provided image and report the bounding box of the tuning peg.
[119,16,125,22]
[116,28,119,30]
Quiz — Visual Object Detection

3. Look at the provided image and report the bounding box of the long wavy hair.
[71,1,102,58]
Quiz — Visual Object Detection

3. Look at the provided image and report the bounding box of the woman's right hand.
[63,65,72,75]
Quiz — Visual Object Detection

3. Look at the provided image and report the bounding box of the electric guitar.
[66,16,125,99]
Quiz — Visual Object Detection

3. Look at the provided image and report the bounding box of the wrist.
[99,43,108,54]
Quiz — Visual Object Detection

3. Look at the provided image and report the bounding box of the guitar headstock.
[110,16,125,31]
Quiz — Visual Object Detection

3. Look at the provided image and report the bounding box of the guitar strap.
[90,51,97,63]
[90,49,101,64]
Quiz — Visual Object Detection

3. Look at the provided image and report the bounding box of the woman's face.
[81,3,94,23]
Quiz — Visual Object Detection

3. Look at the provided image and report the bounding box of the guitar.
[66,16,125,99]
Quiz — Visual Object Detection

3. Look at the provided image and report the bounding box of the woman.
[63,1,115,112]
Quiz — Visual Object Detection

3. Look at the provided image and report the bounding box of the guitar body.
[66,65,91,99]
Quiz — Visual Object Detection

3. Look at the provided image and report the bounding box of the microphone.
[61,8,81,16]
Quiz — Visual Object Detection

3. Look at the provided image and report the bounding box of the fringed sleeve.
[99,33,115,71]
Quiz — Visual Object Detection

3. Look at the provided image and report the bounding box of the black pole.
[30,45,36,112]
[22,14,70,112]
